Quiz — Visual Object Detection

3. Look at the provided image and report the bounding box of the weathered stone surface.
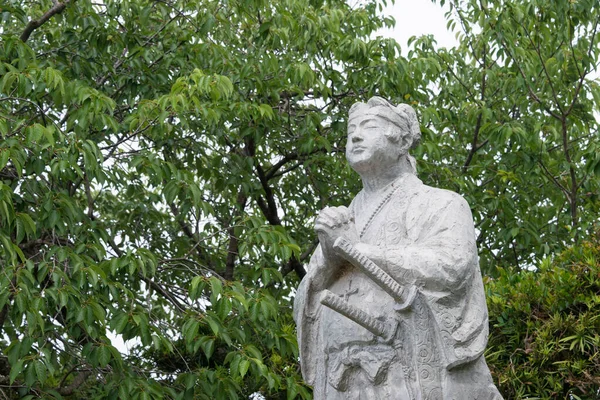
[294,97,503,399]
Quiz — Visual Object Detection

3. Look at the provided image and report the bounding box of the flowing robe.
[294,174,503,399]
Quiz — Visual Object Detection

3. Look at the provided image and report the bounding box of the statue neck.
[359,156,413,195]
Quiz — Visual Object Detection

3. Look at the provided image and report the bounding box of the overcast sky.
[378,0,457,52]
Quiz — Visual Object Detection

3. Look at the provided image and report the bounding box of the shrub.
[486,231,600,399]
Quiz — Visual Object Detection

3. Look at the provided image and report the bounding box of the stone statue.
[294,97,503,399]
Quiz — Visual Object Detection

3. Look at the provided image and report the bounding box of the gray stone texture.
[294,97,503,399]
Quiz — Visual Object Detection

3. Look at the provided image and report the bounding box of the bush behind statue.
[486,230,600,399]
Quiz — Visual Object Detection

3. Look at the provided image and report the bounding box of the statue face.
[346,114,399,173]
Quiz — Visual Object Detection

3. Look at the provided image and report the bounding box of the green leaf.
[183,319,199,343]
[239,359,250,378]
[9,359,24,384]
[189,275,205,299]
[33,360,47,384]
[110,312,129,334]
[0,149,8,169]
[97,345,111,367]
[201,337,215,360]
[4,0,600,398]
[206,314,220,336]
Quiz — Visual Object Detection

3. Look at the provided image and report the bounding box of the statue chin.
[346,157,371,173]
[347,153,393,175]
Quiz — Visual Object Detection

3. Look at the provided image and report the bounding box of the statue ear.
[384,125,400,143]
[395,103,421,149]
[397,129,413,154]
[385,126,411,158]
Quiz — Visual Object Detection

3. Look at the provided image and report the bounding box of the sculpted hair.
[395,103,421,150]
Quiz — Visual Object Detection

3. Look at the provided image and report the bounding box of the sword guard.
[393,285,417,312]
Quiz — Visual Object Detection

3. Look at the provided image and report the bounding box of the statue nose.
[352,135,363,143]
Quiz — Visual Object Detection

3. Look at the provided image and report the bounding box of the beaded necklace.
[358,174,407,238]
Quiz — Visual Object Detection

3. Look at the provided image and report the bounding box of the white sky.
[379,0,457,52]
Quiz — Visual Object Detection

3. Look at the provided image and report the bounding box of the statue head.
[346,96,420,175]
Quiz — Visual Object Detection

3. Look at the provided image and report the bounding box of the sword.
[320,289,392,338]
[333,237,414,305]
[318,237,416,338]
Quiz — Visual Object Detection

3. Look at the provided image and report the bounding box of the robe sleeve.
[293,246,327,394]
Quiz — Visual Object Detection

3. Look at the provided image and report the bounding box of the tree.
[408,1,600,398]
[2,0,600,398]
[0,0,426,398]
[411,0,600,273]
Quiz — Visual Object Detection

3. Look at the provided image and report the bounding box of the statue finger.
[335,205,349,215]
[316,213,336,226]
[318,206,336,217]
[331,206,353,223]
[329,208,349,225]
[315,220,335,234]
[317,213,344,228]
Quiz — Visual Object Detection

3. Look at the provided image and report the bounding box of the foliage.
[413,0,600,272]
[0,0,425,398]
[486,231,600,399]
[1,0,600,398]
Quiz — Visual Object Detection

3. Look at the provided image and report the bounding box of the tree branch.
[282,239,317,278]
[286,257,306,279]
[140,275,186,313]
[463,43,488,172]
[96,13,180,87]
[168,202,217,271]
[561,118,579,227]
[538,160,571,201]
[244,135,282,225]
[265,148,332,180]
[265,152,300,180]
[565,15,600,118]
[20,0,74,43]
[515,14,564,115]
[224,192,247,281]
[243,135,306,277]
[58,370,92,396]
[497,36,563,121]
[105,235,190,312]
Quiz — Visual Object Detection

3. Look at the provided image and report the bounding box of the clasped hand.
[315,206,359,264]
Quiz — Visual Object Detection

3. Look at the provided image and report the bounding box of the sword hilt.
[333,237,405,301]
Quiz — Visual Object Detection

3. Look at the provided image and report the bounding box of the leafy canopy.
[416,0,600,271]
[1,0,600,398]
[487,231,600,399]
[0,0,421,398]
